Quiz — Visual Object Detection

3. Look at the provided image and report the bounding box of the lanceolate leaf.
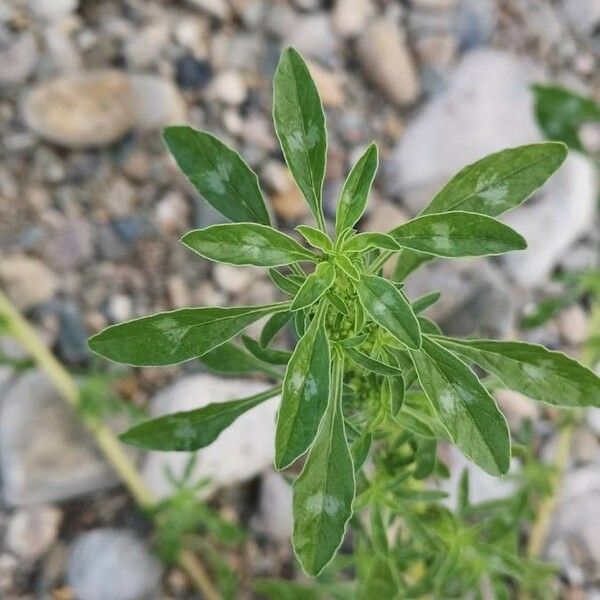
[260,311,293,348]
[345,347,403,377]
[356,275,422,350]
[163,126,270,225]
[269,269,301,295]
[335,143,378,235]
[291,262,336,311]
[273,48,327,227]
[436,337,600,408]
[296,225,333,253]
[199,342,280,377]
[275,310,330,469]
[412,291,441,314]
[533,84,600,151]
[422,142,567,217]
[182,223,315,267]
[388,211,527,258]
[343,232,400,253]
[89,303,288,366]
[241,335,292,365]
[335,254,361,281]
[409,337,510,475]
[292,356,355,576]
[120,387,280,451]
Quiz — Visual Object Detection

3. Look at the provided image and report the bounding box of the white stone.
[208,71,247,106]
[332,0,374,38]
[357,18,421,107]
[141,375,279,499]
[67,528,162,600]
[187,0,231,20]
[385,49,597,285]
[0,372,117,505]
[131,75,188,131]
[557,304,589,346]
[0,255,58,311]
[29,0,78,20]
[254,470,293,541]
[0,33,37,84]
[22,71,135,148]
[6,504,62,561]
[563,0,600,36]
[284,13,339,63]
[213,263,257,294]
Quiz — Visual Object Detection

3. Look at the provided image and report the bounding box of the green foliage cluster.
[89,49,600,593]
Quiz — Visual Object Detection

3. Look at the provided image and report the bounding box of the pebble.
[208,70,247,105]
[45,218,94,271]
[0,255,58,312]
[107,294,132,323]
[22,71,135,148]
[331,0,374,38]
[29,0,78,21]
[494,389,540,432]
[213,263,256,295]
[284,13,339,63]
[357,18,421,107]
[0,32,37,85]
[53,300,90,365]
[6,504,62,561]
[104,177,136,219]
[176,55,213,89]
[271,186,310,222]
[187,0,231,21]
[154,191,189,235]
[129,74,187,131]
[67,528,162,600]
[0,371,117,505]
[307,60,346,107]
[563,0,600,36]
[255,471,293,542]
[455,0,497,49]
[557,304,589,347]
[142,375,279,499]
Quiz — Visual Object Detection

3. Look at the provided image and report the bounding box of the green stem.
[368,251,394,274]
[0,290,223,600]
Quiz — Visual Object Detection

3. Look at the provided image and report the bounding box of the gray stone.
[29,0,78,20]
[67,528,162,600]
[331,0,374,38]
[129,74,187,131]
[45,218,94,271]
[142,375,279,499]
[385,49,597,286]
[455,0,497,49]
[0,371,117,506]
[254,471,293,542]
[404,260,515,338]
[0,255,58,312]
[563,0,600,36]
[283,13,339,63]
[0,32,37,84]
[22,71,135,148]
[6,504,62,561]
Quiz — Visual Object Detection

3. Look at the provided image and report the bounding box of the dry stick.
[0,289,223,600]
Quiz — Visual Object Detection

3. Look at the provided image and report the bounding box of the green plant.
[88,48,600,593]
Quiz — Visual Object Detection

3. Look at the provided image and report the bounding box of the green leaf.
[296,225,333,253]
[334,254,361,281]
[292,356,355,576]
[356,275,422,350]
[343,232,400,253]
[163,126,270,225]
[533,84,600,151]
[253,579,321,600]
[345,347,403,377]
[392,250,431,282]
[422,142,567,217]
[351,433,372,472]
[409,337,510,475]
[436,337,600,408]
[273,48,327,227]
[199,342,279,377]
[260,311,293,347]
[182,223,314,267]
[88,303,287,366]
[335,143,378,236]
[275,309,330,469]
[358,556,399,600]
[241,335,291,365]
[412,291,441,314]
[388,211,527,258]
[269,269,301,295]
[291,262,336,311]
[120,387,280,451]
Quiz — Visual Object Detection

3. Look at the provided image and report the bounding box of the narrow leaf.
[356,275,422,350]
[273,48,327,226]
[120,387,280,451]
[343,232,400,253]
[163,126,270,225]
[422,142,567,217]
[412,291,441,314]
[296,225,333,253]
[88,303,287,366]
[182,223,314,267]
[335,143,378,235]
[292,356,355,576]
[409,337,510,475]
[269,269,301,295]
[335,254,361,281]
[345,347,403,377]
[291,262,336,311]
[241,334,291,365]
[275,310,330,469]
[388,211,527,258]
[200,342,279,377]
[260,311,293,348]
[436,337,600,408]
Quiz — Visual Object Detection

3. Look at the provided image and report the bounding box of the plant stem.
[368,250,393,274]
[0,289,223,600]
